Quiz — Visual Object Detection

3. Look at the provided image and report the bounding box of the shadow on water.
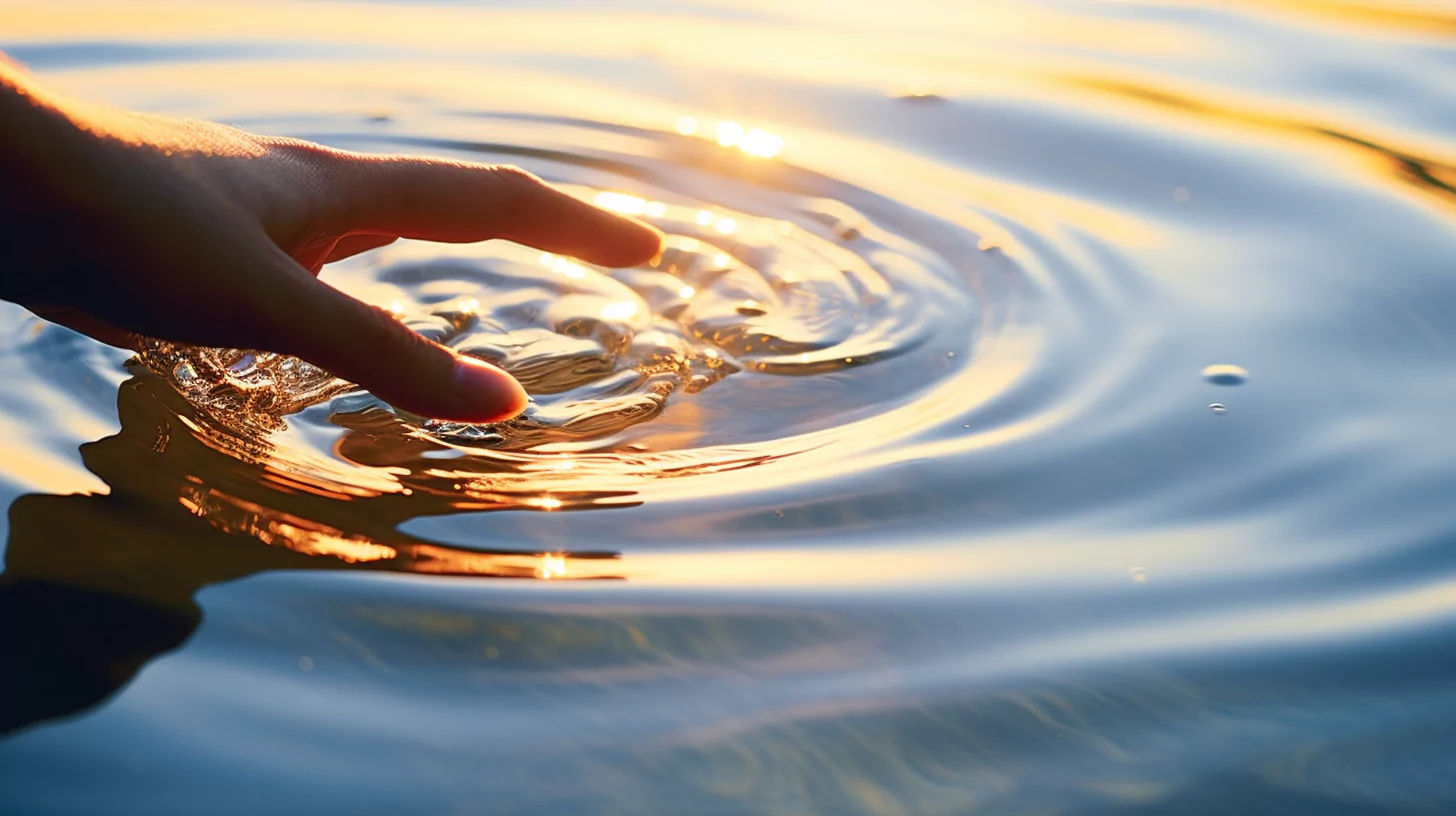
[0,375,627,735]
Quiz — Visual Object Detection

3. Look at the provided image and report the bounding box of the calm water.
[4,1,1456,813]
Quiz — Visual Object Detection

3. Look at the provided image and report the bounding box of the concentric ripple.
[132,128,990,503]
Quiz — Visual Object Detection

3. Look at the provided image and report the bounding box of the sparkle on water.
[3,1,1456,814]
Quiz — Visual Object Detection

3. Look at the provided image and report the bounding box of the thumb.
[254,255,528,423]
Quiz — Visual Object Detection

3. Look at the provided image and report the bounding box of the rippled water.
[4,2,1456,813]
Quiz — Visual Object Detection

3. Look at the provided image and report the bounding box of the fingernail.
[452,356,528,422]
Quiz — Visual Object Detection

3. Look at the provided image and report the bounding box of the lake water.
[3,1,1456,813]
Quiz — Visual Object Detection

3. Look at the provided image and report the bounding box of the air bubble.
[1210,403,1228,415]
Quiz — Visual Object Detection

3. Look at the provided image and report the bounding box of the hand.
[0,57,661,422]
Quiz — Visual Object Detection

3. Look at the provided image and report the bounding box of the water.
[3,1,1456,813]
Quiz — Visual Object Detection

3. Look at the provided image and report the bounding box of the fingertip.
[602,216,665,268]
[450,356,529,423]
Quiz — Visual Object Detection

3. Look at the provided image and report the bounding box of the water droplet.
[1210,403,1228,415]
[736,301,767,317]
[946,351,955,358]
[298,656,314,671]
[1173,186,1191,203]
[775,510,784,518]
[1130,567,1148,584]
[977,237,1000,252]
[1202,364,1247,386]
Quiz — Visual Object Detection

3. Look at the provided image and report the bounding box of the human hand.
[0,58,661,422]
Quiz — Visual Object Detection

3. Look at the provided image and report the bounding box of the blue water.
[3,1,1456,813]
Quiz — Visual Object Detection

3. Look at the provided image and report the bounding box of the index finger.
[319,156,663,268]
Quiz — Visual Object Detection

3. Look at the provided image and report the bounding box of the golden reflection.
[739,127,785,158]
[1235,0,1456,37]
[1060,73,1456,214]
[695,210,715,227]
[675,115,699,135]
[593,191,648,215]
[691,118,784,158]
[715,120,744,147]
[535,553,567,579]
[541,252,588,279]
[713,217,738,235]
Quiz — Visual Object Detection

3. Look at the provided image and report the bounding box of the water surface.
[3,1,1456,813]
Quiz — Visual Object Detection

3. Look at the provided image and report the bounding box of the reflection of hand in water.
[0,54,661,423]
[0,377,625,736]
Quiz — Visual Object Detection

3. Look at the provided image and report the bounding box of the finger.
[322,158,662,267]
[284,287,527,422]
[55,225,526,422]
[324,233,398,264]
[222,243,528,423]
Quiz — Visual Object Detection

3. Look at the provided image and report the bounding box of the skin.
[0,54,663,422]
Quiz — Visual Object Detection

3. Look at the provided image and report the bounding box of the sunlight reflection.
[716,120,744,147]
[740,128,785,158]
[540,252,588,279]
[594,191,648,215]
[536,553,567,578]
[691,118,783,158]
[601,300,640,320]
